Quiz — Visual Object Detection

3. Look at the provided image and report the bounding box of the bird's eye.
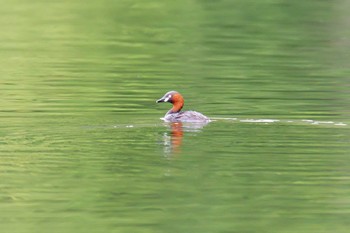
[164,95,172,102]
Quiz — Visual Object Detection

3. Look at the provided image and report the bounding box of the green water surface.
[1,1,350,233]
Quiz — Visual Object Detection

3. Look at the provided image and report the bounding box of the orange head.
[156,91,184,113]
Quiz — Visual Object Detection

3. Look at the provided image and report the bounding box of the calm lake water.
[1,1,350,233]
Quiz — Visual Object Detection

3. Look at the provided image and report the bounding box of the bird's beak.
[156,98,165,103]
[156,94,169,103]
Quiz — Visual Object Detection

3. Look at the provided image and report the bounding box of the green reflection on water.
[1,0,349,233]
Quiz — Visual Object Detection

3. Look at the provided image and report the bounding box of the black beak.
[156,98,165,103]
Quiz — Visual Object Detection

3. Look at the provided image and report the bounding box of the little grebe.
[156,91,210,123]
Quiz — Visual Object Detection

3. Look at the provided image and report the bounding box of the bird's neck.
[168,101,183,114]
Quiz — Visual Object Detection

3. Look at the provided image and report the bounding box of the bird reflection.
[162,122,209,156]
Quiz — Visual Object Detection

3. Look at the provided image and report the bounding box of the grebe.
[156,91,210,123]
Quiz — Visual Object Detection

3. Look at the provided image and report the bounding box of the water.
[1,1,350,233]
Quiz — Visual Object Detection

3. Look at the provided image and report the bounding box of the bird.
[156,91,210,123]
